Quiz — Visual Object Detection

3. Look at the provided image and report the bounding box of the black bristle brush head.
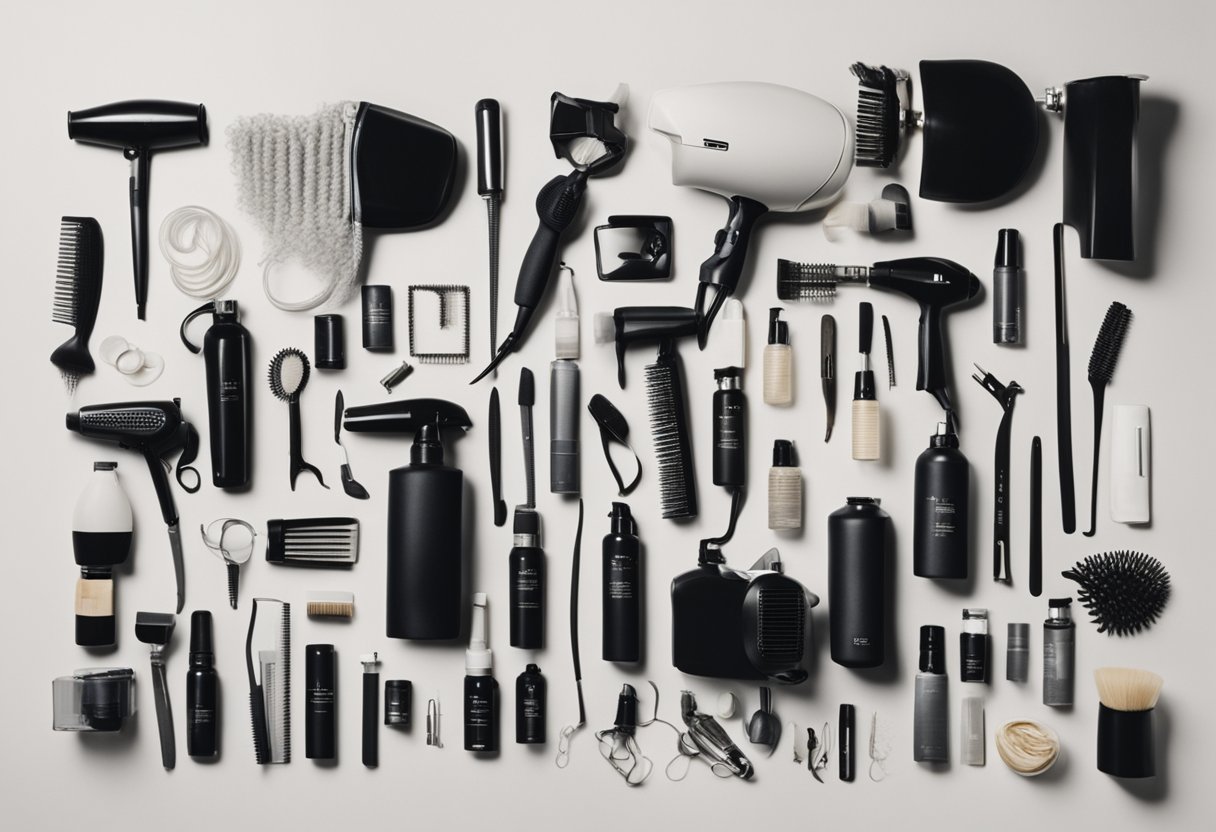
[644,342,697,520]
[1062,550,1170,636]
[776,259,839,302]
[1088,302,1132,385]
[850,62,906,168]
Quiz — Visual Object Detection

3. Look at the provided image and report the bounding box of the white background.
[2,0,1213,829]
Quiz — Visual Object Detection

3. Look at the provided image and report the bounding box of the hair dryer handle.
[697,196,768,343]
[145,450,179,526]
[917,301,952,416]
[128,150,151,320]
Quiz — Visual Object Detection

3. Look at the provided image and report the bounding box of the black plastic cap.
[1098,704,1156,778]
[76,614,115,647]
[768,307,789,345]
[518,367,535,406]
[772,439,796,467]
[609,502,635,535]
[314,314,346,370]
[713,367,742,380]
[1050,597,1073,609]
[385,679,412,726]
[475,99,503,196]
[66,412,80,432]
[929,421,960,448]
[513,507,540,536]
[189,610,213,656]
[919,625,946,673]
[410,422,445,466]
[995,229,1021,268]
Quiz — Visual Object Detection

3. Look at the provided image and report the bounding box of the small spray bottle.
[763,307,792,405]
[464,593,499,752]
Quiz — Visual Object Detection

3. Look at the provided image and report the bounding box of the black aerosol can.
[603,503,641,662]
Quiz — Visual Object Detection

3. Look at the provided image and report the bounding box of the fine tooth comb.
[1083,302,1133,537]
[247,597,291,764]
[265,518,359,568]
[408,284,471,364]
[645,340,697,519]
[51,217,104,394]
[306,591,355,619]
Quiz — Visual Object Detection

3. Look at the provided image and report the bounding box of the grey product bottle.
[913,422,970,579]
[1043,598,1075,706]
[913,625,949,763]
[828,497,889,668]
[603,503,641,662]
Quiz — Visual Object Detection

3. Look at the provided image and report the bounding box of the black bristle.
[644,342,697,520]
[1062,550,1170,636]
[776,259,839,302]
[1088,302,1132,385]
[50,217,104,390]
[850,62,901,168]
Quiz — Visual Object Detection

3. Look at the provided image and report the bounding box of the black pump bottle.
[913,422,970,579]
[180,300,252,489]
[186,610,218,757]
[603,502,641,662]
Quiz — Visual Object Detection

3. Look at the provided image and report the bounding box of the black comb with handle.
[1083,302,1133,537]
[51,217,104,393]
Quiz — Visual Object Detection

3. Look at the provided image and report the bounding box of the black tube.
[362,669,379,767]
[306,644,336,760]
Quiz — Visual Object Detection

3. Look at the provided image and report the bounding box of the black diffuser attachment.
[1063,550,1170,636]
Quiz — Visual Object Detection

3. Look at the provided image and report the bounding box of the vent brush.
[645,340,697,519]
[1083,302,1133,537]
[51,217,104,394]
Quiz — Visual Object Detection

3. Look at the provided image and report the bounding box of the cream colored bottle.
[768,439,802,530]
[763,307,792,406]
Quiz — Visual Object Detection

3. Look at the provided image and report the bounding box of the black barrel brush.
[1083,302,1132,537]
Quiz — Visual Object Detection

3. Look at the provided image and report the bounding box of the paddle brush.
[1083,302,1132,536]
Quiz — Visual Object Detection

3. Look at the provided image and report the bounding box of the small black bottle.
[602,502,641,662]
[306,644,336,760]
[180,300,252,489]
[509,508,544,649]
[515,664,546,744]
[185,610,218,757]
[913,422,970,579]
[828,497,889,668]
[713,367,746,488]
[464,594,498,752]
[960,608,989,683]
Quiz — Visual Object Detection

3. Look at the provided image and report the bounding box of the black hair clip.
[588,394,641,496]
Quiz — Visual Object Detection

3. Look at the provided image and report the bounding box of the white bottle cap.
[718,299,746,369]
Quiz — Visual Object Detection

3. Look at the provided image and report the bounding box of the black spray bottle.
[515,664,546,744]
[464,593,498,752]
[186,610,218,758]
[180,300,253,489]
[828,497,889,668]
[914,422,970,579]
[509,508,544,649]
[913,624,949,763]
[603,502,641,662]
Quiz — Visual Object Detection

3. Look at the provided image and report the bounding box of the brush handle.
[287,398,327,491]
[489,387,507,526]
[1084,382,1107,537]
[362,671,379,767]
[697,196,768,347]
[149,655,176,769]
[1030,437,1043,596]
[128,151,150,320]
[1054,224,1077,534]
[993,407,1015,582]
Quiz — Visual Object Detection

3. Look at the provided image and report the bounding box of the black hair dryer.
[67,100,209,319]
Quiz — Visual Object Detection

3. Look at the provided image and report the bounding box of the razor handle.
[697,196,768,347]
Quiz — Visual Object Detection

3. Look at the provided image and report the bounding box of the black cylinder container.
[182,300,252,489]
[1097,704,1156,778]
[828,497,889,668]
[464,675,498,752]
[387,425,464,640]
[913,422,970,579]
[362,285,393,351]
[516,664,546,744]
[185,610,218,757]
[314,314,346,370]
[306,644,336,760]
[509,509,544,649]
[712,368,746,488]
[603,502,641,662]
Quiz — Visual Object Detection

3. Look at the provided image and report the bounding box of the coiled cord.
[159,206,241,299]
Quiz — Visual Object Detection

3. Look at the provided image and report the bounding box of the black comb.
[850,62,908,168]
[51,216,104,393]
[1062,550,1169,636]
[644,341,697,519]
[1083,302,1133,537]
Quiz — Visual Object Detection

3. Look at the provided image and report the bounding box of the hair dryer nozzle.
[599,307,697,388]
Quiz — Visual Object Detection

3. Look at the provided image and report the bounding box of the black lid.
[521,663,542,677]
[995,228,1021,268]
[768,307,789,345]
[1049,597,1072,608]
[314,314,346,370]
[919,625,946,673]
[845,496,879,506]
[513,507,540,536]
[713,367,742,380]
[609,502,635,535]
[189,610,213,657]
[410,422,446,466]
[929,421,960,448]
[772,439,796,467]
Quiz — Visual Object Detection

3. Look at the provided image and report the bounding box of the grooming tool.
[914,625,949,763]
[1007,624,1030,682]
[186,611,218,758]
[717,693,738,719]
[409,284,470,363]
[704,367,746,553]
[180,300,252,489]
[1041,75,1146,261]
[306,591,355,619]
[158,205,240,299]
[881,314,895,388]
[763,308,792,406]
[869,712,889,781]
[135,611,177,769]
[1054,225,1077,533]
[829,497,890,667]
[267,348,327,490]
[680,691,754,780]
[719,299,746,369]
[489,388,507,526]
[517,664,546,745]
[343,399,472,640]
[361,653,380,767]
[672,547,818,682]
[509,507,544,648]
[476,99,504,370]
[746,687,781,754]
[517,367,537,508]
[645,341,697,520]
[850,61,1038,203]
[821,315,836,441]
[314,314,345,370]
[823,183,912,238]
[1084,302,1134,537]
[265,518,359,568]
[472,88,628,383]
[973,365,1023,583]
[649,82,853,345]
[807,728,818,775]
[1112,405,1152,524]
[230,101,457,311]
[464,593,499,752]
[993,229,1022,344]
[597,684,653,784]
[98,335,165,385]
[767,440,801,530]
[852,302,880,461]
[1043,599,1075,707]
[996,720,1059,776]
[384,679,411,727]
[246,598,291,764]
[68,100,208,319]
[777,257,981,427]
[51,217,103,393]
[961,697,985,766]
[588,395,642,496]
[66,401,200,613]
[960,609,989,683]
[379,360,414,392]
[427,696,443,748]
[551,265,580,494]
[603,503,641,662]
[1063,551,1170,636]
[305,644,336,760]
[362,285,394,351]
[594,215,672,280]
[808,723,832,782]
[1030,437,1043,596]
[839,704,855,782]
[791,723,803,764]
[333,390,370,500]
[1094,667,1163,778]
[200,518,255,609]
[52,668,136,732]
[556,500,587,769]
[595,306,698,389]
[913,422,970,579]
[71,462,133,647]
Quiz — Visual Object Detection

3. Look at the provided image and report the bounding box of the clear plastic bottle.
[763,307,792,405]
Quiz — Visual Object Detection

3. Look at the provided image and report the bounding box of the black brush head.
[776,259,839,302]
[1062,550,1170,636]
[858,302,874,355]
[644,344,696,520]
[1088,301,1132,385]
[850,62,903,168]
[268,348,311,401]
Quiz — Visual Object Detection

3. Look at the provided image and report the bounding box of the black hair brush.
[850,63,912,168]
[1084,302,1133,536]
[1063,550,1170,636]
[51,217,104,394]
[645,340,697,520]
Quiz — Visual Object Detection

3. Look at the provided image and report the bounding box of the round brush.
[1062,550,1170,636]
[1094,667,1163,778]
[1083,302,1133,536]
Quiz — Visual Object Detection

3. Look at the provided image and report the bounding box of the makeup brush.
[1094,667,1163,778]
[1084,302,1132,536]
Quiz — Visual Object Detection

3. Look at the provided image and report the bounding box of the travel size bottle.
[306,644,336,760]
[509,508,544,649]
[464,593,498,752]
[913,422,970,579]
[768,440,802,530]
[186,610,218,757]
[828,497,889,668]
[603,503,641,662]
[960,609,989,683]
[1043,598,1075,707]
[713,367,746,488]
[913,625,949,763]
[515,664,546,744]
[763,307,792,405]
